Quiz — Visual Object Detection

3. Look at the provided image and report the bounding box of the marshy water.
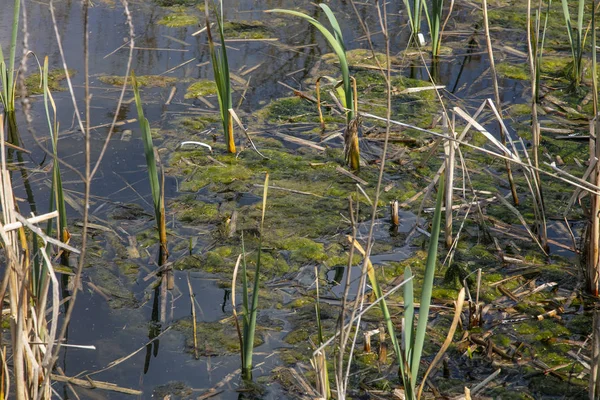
[0,0,595,398]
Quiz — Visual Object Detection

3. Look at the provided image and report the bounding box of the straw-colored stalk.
[481,0,519,206]
[590,310,600,397]
[588,118,600,296]
[443,112,454,249]
[0,115,71,399]
[313,266,330,399]
[390,200,400,226]
[526,0,548,251]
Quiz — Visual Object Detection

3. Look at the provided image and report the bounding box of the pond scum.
[4,0,600,398]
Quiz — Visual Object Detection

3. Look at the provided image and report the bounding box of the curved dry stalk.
[416,288,465,399]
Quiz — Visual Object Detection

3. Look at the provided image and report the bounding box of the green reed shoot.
[35,56,69,298]
[561,0,586,88]
[43,57,67,245]
[0,0,21,113]
[269,6,353,121]
[205,0,235,153]
[405,174,444,398]
[403,0,424,40]
[233,173,269,381]
[426,0,444,56]
[353,175,444,398]
[268,5,360,170]
[132,71,167,254]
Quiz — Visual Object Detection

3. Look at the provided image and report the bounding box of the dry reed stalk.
[0,115,26,398]
[0,116,72,399]
[481,0,519,206]
[443,112,454,249]
[526,0,548,252]
[590,309,600,397]
[186,273,199,359]
[588,118,600,296]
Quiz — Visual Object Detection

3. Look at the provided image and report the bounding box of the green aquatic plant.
[0,0,20,113]
[267,5,360,170]
[232,173,269,381]
[403,0,424,41]
[36,56,69,298]
[352,176,445,398]
[560,0,586,88]
[404,175,444,398]
[131,71,167,256]
[425,0,444,56]
[205,0,236,153]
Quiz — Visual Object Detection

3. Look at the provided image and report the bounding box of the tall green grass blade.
[267,9,353,121]
[131,71,164,243]
[403,266,414,363]
[205,0,235,153]
[6,0,20,112]
[240,234,249,371]
[410,174,445,393]
[242,173,268,380]
[430,0,443,56]
[0,49,6,107]
[403,0,415,36]
[561,0,585,85]
[576,0,584,78]
[319,4,345,50]
[43,57,67,242]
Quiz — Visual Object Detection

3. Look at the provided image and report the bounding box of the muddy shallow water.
[0,0,592,399]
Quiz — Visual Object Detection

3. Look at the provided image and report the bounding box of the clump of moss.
[152,382,193,399]
[182,164,253,192]
[115,260,139,276]
[185,80,218,99]
[24,69,75,94]
[323,48,398,68]
[277,237,327,264]
[173,318,260,355]
[175,115,220,133]
[223,21,271,39]
[158,8,200,27]
[90,267,137,309]
[284,328,309,345]
[258,96,320,123]
[497,63,529,80]
[174,199,220,224]
[98,75,177,88]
